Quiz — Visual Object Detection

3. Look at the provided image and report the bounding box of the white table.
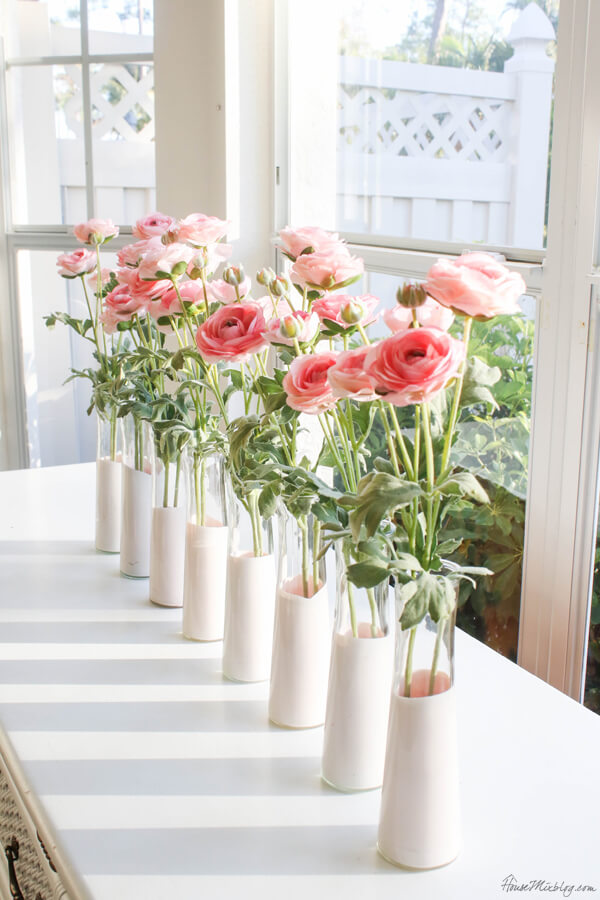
[0,463,598,900]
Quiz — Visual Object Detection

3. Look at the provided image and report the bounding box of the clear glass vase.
[95,407,122,553]
[182,449,228,640]
[222,484,275,682]
[321,539,394,790]
[268,508,331,728]
[120,414,153,578]
[377,578,460,869]
[149,436,186,607]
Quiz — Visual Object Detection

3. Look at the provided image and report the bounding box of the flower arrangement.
[49,213,526,681]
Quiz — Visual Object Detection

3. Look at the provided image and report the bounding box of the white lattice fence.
[57,60,155,224]
[337,7,555,248]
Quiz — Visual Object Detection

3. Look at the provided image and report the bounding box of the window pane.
[5,0,81,57]
[290,0,558,250]
[88,0,154,55]
[356,268,534,661]
[91,61,156,223]
[8,64,86,225]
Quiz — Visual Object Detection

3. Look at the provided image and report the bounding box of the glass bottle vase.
[268,508,330,728]
[149,436,186,607]
[95,408,122,553]
[182,450,228,640]
[120,414,153,578]
[222,484,275,682]
[321,539,394,791]
[377,578,460,869]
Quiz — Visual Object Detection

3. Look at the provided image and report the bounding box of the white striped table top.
[0,464,599,900]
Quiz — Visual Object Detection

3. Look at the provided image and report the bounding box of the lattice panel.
[62,63,154,143]
[338,87,510,162]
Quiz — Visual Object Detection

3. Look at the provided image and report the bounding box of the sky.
[341,0,523,51]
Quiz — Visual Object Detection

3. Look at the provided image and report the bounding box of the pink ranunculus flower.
[283,351,339,415]
[290,247,364,291]
[87,267,113,290]
[117,240,149,269]
[279,225,341,260]
[312,293,379,329]
[383,298,455,333]
[264,311,320,346]
[176,213,229,246]
[195,302,268,363]
[132,212,176,240]
[206,276,252,305]
[424,252,526,318]
[100,284,148,334]
[138,237,194,281]
[56,248,97,278]
[365,328,466,407]
[327,346,378,400]
[73,218,119,245]
[117,267,174,303]
[149,281,206,319]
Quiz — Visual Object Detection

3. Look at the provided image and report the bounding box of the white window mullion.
[79,0,94,220]
[518,0,600,698]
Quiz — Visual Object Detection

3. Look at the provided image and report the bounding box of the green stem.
[377,401,402,478]
[162,458,170,508]
[429,619,446,696]
[440,316,472,478]
[367,588,378,637]
[174,453,182,508]
[312,518,321,594]
[404,627,417,697]
[300,515,310,597]
[194,456,202,526]
[387,404,415,481]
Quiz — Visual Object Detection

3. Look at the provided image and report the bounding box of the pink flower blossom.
[73,218,119,245]
[138,237,194,280]
[383,298,454,333]
[117,267,174,303]
[424,252,526,318]
[87,267,113,290]
[56,248,97,278]
[148,281,206,319]
[264,311,320,346]
[176,213,229,246]
[290,247,364,291]
[195,302,268,363]
[132,212,176,240]
[312,293,379,329]
[117,240,149,268]
[365,328,465,407]
[206,276,252,305]
[283,352,339,414]
[327,346,378,400]
[100,284,148,334]
[279,225,341,259]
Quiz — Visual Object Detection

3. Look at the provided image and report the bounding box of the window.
[0,0,155,466]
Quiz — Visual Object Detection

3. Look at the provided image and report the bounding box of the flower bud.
[256,267,276,287]
[223,264,245,286]
[340,299,365,324]
[396,282,427,308]
[280,315,300,339]
[271,276,290,297]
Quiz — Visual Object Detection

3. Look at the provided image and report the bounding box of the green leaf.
[437,471,489,504]
[398,580,426,629]
[258,484,278,519]
[347,562,390,588]
[347,472,422,541]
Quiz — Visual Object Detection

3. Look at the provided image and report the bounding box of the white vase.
[182,453,229,640]
[149,454,186,608]
[377,687,460,869]
[120,415,152,579]
[377,590,460,869]
[322,542,394,790]
[268,510,330,728]
[223,552,276,681]
[95,411,121,553]
[222,485,275,680]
